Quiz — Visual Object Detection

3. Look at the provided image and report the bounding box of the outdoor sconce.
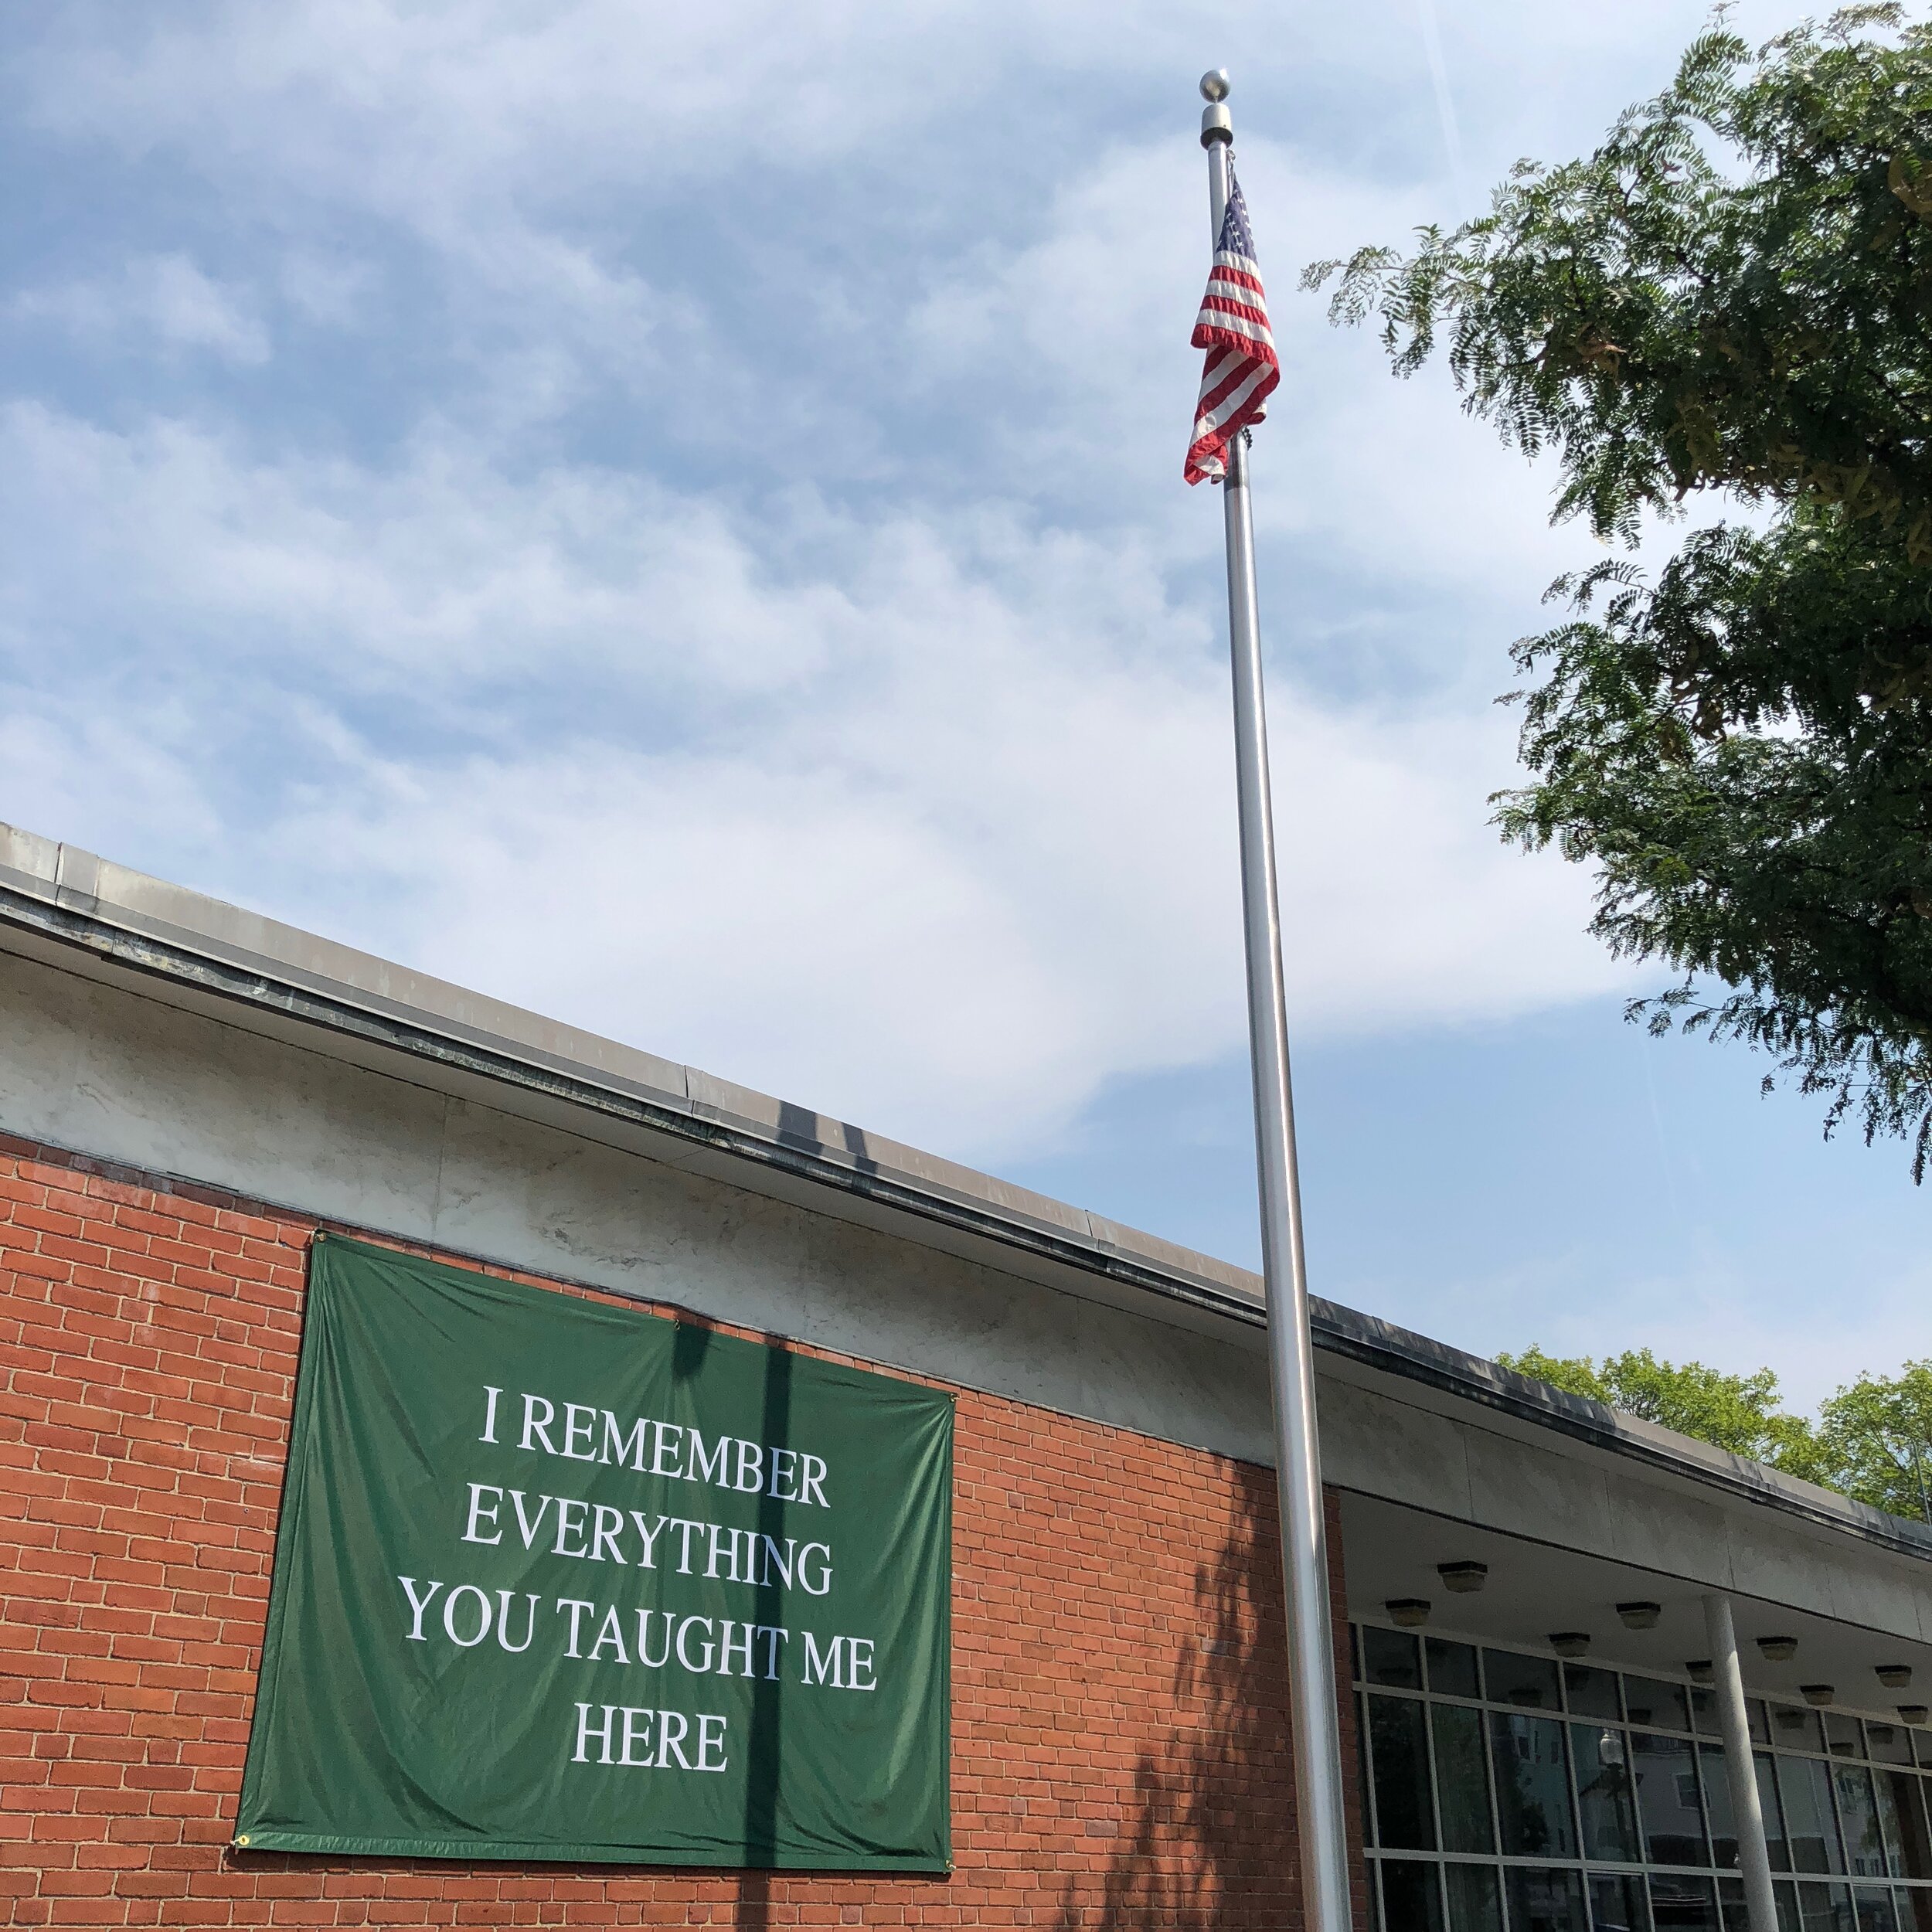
[1617,1602,1662,1631]
[1758,1635,1800,1662]
[1438,1562,1488,1594]
[1900,1706,1930,1725]
[1685,1661,1714,1685]
[1800,1684,1835,1707]
[1386,1599,1431,1628]
[1775,1708,1811,1733]
[1549,1633,1591,1658]
[1877,1665,1915,1689]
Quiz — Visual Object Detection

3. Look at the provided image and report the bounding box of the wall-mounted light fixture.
[1800,1684,1835,1708]
[1617,1602,1662,1631]
[1386,1598,1430,1629]
[1758,1636,1800,1662]
[1438,1562,1488,1594]
[1549,1632,1590,1659]
[1877,1665,1915,1689]
[1900,1705,1930,1725]
[1685,1661,1714,1685]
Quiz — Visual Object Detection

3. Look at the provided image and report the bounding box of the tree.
[1308,8,1932,1175]
[1813,1361,1932,1515]
[1499,1345,1932,1520]
[1496,1345,1824,1472]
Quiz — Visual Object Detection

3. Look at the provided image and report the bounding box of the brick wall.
[0,1136,1367,1928]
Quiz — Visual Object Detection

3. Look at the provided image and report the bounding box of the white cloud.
[10,254,269,363]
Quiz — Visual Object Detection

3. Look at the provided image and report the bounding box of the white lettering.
[552,1497,590,1559]
[766,1447,798,1500]
[676,1615,716,1674]
[573,1701,617,1764]
[669,1518,704,1574]
[480,1385,502,1444]
[444,1583,492,1648]
[846,1636,877,1691]
[636,1607,673,1669]
[704,1523,743,1582]
[602,1412,648,1471]
[589,1604,629,1665]
[717,1619,753,1677]
[734,1439,764,1494]
[650,1422,684,1478]
[686,1430,730,1486]
[521,1393,558,1455]
[630,1511,669,1568]
[803,1631,845,1687]
[462,1482,503,1546]
[799,1454,828,1509]
[757,1535,795,1590]
[757,1625,790,1679]
[590,1504,626,1565]
[561,1403,598,1461]
[798,1542,833,1596]
[509,1489,554,1549]
[620,1706,655,1767]
[656,1709,692,1770]
[556,1597,597,1658]
[496,1590,539,1653]
[696,1713,729,1772]
[397,1575,444,1641]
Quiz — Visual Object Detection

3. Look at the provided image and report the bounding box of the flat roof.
[3,818,1926,1563]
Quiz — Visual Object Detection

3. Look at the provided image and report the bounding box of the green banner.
[235,1235,952,1869]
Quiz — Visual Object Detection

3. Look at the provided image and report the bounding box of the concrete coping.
[3,819,1928,1563]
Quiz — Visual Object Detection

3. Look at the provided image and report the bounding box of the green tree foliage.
[1498,1345,1932,1519]
[1496,1345,1824,1471]
[1308,8,1932,1174]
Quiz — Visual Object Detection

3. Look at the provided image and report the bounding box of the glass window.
[1701,1741,1740,1869]
[1431,1702,1494,1855]
[1626,1679,1694,1735]
[1852,1891,1898,1932]
[1868,1725,1913,1768]
[1838,1767,1889,1880]
[1825,1716,1866,1761]
[1487,1650,1562,1711]
[1371,1693,1437,1850]
[1489,1709,1577,1858]
[1781,1758,1848,1875]
[1692,1690,1722,1739]
[1879,1769,1931,1879]
[1366,1627,1425,1690]
[1871,1767,1907,1878]
[1774,1883,1801,1932]
[1795,1883,1850,1932]
[1380,1859,1446,1932]
[1505,1866,1587,1932]
[1592,1872,1653,1932]
[1774,1707,1826,1753]
[1649,1873,1719,1932]
[1444,1862,1502,1932]
[1896,1889,1932,1932]
[1634,1731,1709,1868]
[1566,1664,1622,1722]
[1759,1752,1793,1872]
[1718,1876,1747,1932]
[1749,1701,1771,1749]
[1427,1637,1481,1702]
[1573,1722,1641,1863]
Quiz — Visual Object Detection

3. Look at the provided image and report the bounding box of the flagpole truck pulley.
[1190,68,1355,1932]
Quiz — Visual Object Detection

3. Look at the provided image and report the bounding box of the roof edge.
[4,823,1928,1566]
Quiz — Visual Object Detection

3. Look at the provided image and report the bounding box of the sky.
[0,0,1920,1412]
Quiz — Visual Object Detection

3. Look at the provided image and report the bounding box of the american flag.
[1184,168,1280,485]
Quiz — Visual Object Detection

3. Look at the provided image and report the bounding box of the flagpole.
[1199,69,1355,1932]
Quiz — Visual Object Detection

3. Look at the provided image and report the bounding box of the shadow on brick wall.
[1055,1469,1356,1931]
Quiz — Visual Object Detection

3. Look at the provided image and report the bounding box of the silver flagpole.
[1199,69,1355,1932]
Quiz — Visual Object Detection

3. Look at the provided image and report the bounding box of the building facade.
[2,820,1930,1930]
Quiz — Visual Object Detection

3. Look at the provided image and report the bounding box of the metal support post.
[1201,70,1354,1932]
[1705,1592,1780,1932]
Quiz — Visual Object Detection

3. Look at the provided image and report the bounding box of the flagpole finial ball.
[1199,69,1230,103]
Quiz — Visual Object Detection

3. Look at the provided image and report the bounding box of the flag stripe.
[1184,168,1280,487]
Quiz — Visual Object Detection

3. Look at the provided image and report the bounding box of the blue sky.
[1,0,1920,1409]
